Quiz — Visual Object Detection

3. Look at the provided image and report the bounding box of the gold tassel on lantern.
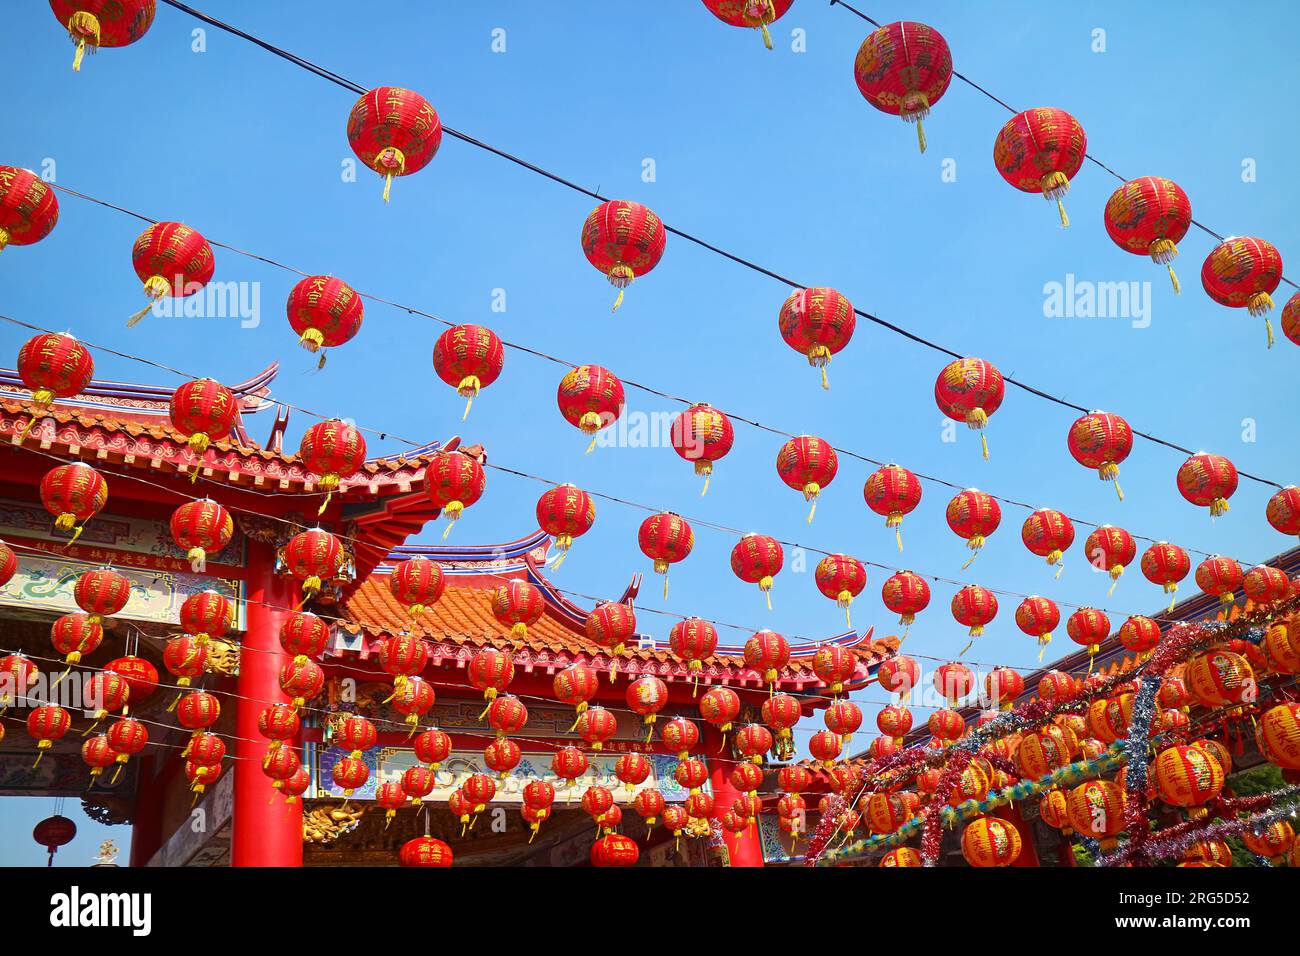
[66,12,100,72]
[964,408,990,459]
[579,413,604,455]
[802,482,821,523]
[695,460,713,497]
[378,147,407,203]
[1149,238,1181,294]
[1099,461,1124,501]
[607,264,635,312]
[1040,171,1071,228]
[457,375,481,421]
[440,501,464,540]
[887,513,905,552]
[961,536,985,570]
[901,92,932,154]
[127,275,171,328]
[807,345,832,389]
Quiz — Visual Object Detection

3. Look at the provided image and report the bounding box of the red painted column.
[232,538,302,867]
[703,725,765,867]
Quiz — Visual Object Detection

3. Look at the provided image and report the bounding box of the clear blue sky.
[1,1,1296,864]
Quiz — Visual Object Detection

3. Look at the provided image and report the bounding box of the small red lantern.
[876,704,913,743]
[73,568,130,624]
[868,736,901,763]
[557,364,625,453]
[1243,564,1290,604]
[50,612,102,665]
[928,708,965,746]
[1067,411,1133,500]
[811,645,857,696]
[614,752,651,793]
[951,584,998,639]
[390,677,435,734]
[83,671,129,729]
[285,275,363,366]
[0,166,59,253]
[180,589,232,645]
[378,634,429,697]
[27,704,71,766]
[1141,542,1191,611]
[1118,615,1161,655]
[881,569,929,634]
[484,738,522,779]
[585,601,636,669]
[41,462,108,544]
[279,657,325,709]
[580,200,666,311]
[730,533,783,608]
[169,378,237,476]
[993,107,1086,226]
[425,451,486,538]
[776,435,838,522]
[128,222,214,327]
[762,693,802,759]
[736,723,774,764]
[485,695,528,738]
[1104,177,1192,292]
[668,617,718,681]
[1266,487,1300,539]
[699,687,741,737]
[16,332,92,433]
[1067,607,1111,659]
[462,773,497,816]
[414,729,452,770]
[263,748,301,790]
[0,653,38,711]
[1195,555,1242,605]
[523,779,556,813]
[853,21,953,153]
[1177,453,1238,518]
[1016,595,1060,655]
[491,580,545,638]
[876,655,920,701]
[935,357,1003,459]
[638,512,694,597]
[934,661,974,706]
[553,663,600,723]
[731,761,763,797]
[282,528,344,603]
[0,541,15,589]
[170,499,233,573]
[778,765,812,794]
[387,557,445,620]
[661,716,700,759]
[816,553,867,626]
[633,789,666,829]
[279,611,329,663]
[778,287,855,389]
[105,716,147,779]
[864,464,922,551]
[346,86,441,202]
[177,691,220,737]
[82,734,116,782]
[469,648,515,704]
[432,324,504,419]
[50,0,154,71]
[946,489,1000,567]
[32,814,76,867]
[374,780,407,826]
[807,729,842,767]
[299,419,366,513]
[671,403,734,494]
[582,784,616,823]
[536,484,596,568]
[986,667,1025,710]
[258,704,300,751]
[824,699,863,745]
[552,746,589,797]
[626,676,668,740]
[1085,525,1136,594]
[332,756,370,798]
[700,0,793,50]
[1021,507,1075,577]
[1201,236,1284,347]
[743,628,790,688]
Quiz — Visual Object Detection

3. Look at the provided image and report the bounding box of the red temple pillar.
[232,538,302,867]
[703,725,765,867]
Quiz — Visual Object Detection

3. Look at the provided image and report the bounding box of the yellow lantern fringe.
[67,12,100,72]
[1040,171,1071,227]
[378,147,406,203]
[607,264,635,312]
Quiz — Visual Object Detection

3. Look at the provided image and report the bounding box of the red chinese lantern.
[73,567,129,624]
[390,676,435,734]
[1141,542,1191,611]
[614,753,651,793]
[730,533,783,608]
[661,717,700,759]
[736,723,774,764]
[82,734,116,782]
[1158,676,1190,711]
[778,766,812,796]
[762,693,802,759]
[777,287,855,389]
[776,435,838,522]
[258,704,299,751]
[180,589,232,645]
[951,584,998,639]
[0,541,15,590]
[1266,486,1300,539]
[638,512,694,597]
[554,663,601,725]
[580,200,666,311]
[1021,507,1075,578]
[378,634,429,699]
[1103,177,1192,292]
[1085,525,1136,594]
[993,107,1086,226]
[803,729,839,768]
[1256,703,1300,770]
[864,464,922,552]
[447,789,474,830]
[743,629,789,688]
[522,805,553,844]
[127,222,214,327]
[332,756,370,798]
[962,817,1023,867]
[876,704,913,743]
[881,847,922,867]
[633,789,666,829]
[102,655,156,704]
[535,483,596,569]
[731,761,763,798]
[485,695,528,738]
[170,499,233,573]
[105,716,148,780]
[1153,744,1225,818]
[50,612,102,666]
[626,676,668,740]
[41,462,107,544]
[413,729,452,771]
[853,21,953,153]
[1016,595,1060,656]
[816,553,867,626]
[864,793,911,836]
[986,667,1025,710]
[1068,413,1133,502]
[387,557,445,620]
[947,763,990,807]
[1285,293,1300,346]
[1195,555,1242,605]
[432,324,504,419]
[1185,649,1254,708]
[591,833,639,867]
[346,86,441,202]
[279,657,325,709]
[491,580,545,639]
[1243,563,1290,604]
[1067,607,1111,664]
[263,748,301,790]
[50,0,154,71]
[462,773,497,817]
[0,165,59,253]
[867,736,901,763]
[812,645,857,696]
[585,601,636,672]
[877,655,920,701]
[1118,614,1161,656]
[32,814,77,867]
[299,418,367,514]
[16,332,92,435]
[699,687,740,737]
[881,569,929,635]
[373,780,406,826]
[1241,821,1295,864]
[669,617,717,693]
[279,610,329,663]
[282,528,344,603]
[671,403,734,494]
[1016,730,1070,779]
[484,737,522,779]
[285,275,363,366]
[557,364,625,453]
[934,661,974,706]
[177,691,220,739]
[928,708,965,747]
[27,704,71,767]
[469,648,514,705]
[1065,779,1125,846]
[935,358,1003,459]
[582,784,616,823]
[523,779,556,813]
[186,733,225,770]
[425,451,486,538]
[946,489,1001,568]
[169,378,236,480]
[83,671,129,730]
[1201,236,1284,347]
[700,0,793,50]
[552,746,589,798]
[1176,453,1238,518]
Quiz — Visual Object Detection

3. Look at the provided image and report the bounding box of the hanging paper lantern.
[1242,821,1295,863]
[934,661,974,706]
[1141,542,1191,611]
[807,729,842,767]
[580,200,666,311]
[1021,507,1075,578]
[993,108,1086,226]
[1118,614,1161,656]
[40,462,107,544]
[1065,779,1125,845]
[950,585,998,642]
[378,634,430,700]
[582,784,616,824]
[863,464,923,553]
[985,667,1024,710]
[947,763,990,807]
[1103,177,1192,292]
[778,766,812,797]
[83,671,129,730]
[1154,744,1225,817]
[462,773,497,818]
[1176,452,1238,518]
[557,364,625,453]
[33,815,77,868]
[614,753,651,794]
[945,489,1001,568]
[425,451,486,538]
[16,332,93,438]
[372,780,407,826]
[285,274,363,367]
[278,657,325,709]
[1158,675,1190,711]
[102,655,155,704]
[390,676,435,733]
[168,378,237,478]
[670,403,734,494]
[935,358,1003,459]
[877,655,920,700]
[50,612,102,665]
[521,805,553,844]
[551,746,589,797]
[279,610,329,663]
[468,647,514,703]
[700,0,793,50]
[299,418,366,513]
[634,788,666,829]
[736,723,774,764]
[880,847,922,867]
[169,499,233,573]
[669,617,718,688]
[491,580,545,639]
[1068,410,1133,500]
[1243,563,1290,604]
[535,484,596,569]
[180,589,232,646]
[1185,649,1254,708]
[73,567,130,625]
[638,512,694,597]
[881,570,929,635]
[743,628,789,688]
[730,533,783,609]
[1016,595,1060,655]
[282,528,344,603]
[331,755,370,798]
[1195,555,1242,605]
[961,817,1022,867]
[1037,670,1075,704]
[82,734,116,783]
[812,645,857,697]
[333,715,377,759]
[876,704,913,744]
[484,737,522,779]
[591,833,639,867]
[864,793,912,835]
[816,553,866,627]
[485,695,528,738]
[1263,624,1300,674]
[1256,703,1300,770]
[626,676,668,739]
[762,693,802,759]
[0,165,59,253]
[177,692,220,745]
[867,736,901,763]
[1016,730,1071,779]
[777,287,856,389]
[257,703,300,752]
[1193,738,1233,777]
[1085,525,1135,594]
[127,222,214,327]
[661,717,700,759]
[387,556,445,620]
[662,804,689,842]
[105,716,147,778]
[699,686,740,736]
[447,789,474,829]
[554,663,600,723]
[1066,607,1111,658]
[262,747,301,791]
[730,761,763,798]
[523,779,556,814]
[1266,486,1300,539]
[346,86,441,202]
[776,435,838,522]
[432,323,504,419]
[50,0,155,71]
[411,729,452,772]
[1201,236,1284,346]
[26,704,71,766]
[853,21,953,153]
[585,601,636,664]
[928,708,964,747]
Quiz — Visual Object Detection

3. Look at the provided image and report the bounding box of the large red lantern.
[554,663,600,724]
[580,200,666,311]
[864,464,923,552]
[816,553,866,626]
[670,403,734,494]
[962,817,1023,867]
[993,107,1087,226]
[41,462,107,543]
[74,567,130,624]
[299,419,367,513]
[412,729,451,772]
[27,704,71,766]
[743,629,789,688]
[491,580,545,638]
[853,21,953,153]
[824,699,863,745]
[102,655,156,704]
[638,512,693,597]
[730,534,783,609]
[1195,555,1242,605]
[669,617,718,687]
[1201,236,1284,347]
[1141,542,1191,611]
[776,435,837,522]
[700,0,793,50]
[807,729,842,767]
[582,784,616,824]
[388,557,445,620]
[1176,452,1238,518]
[332,756,370,798]
[282,528,344,603]
[169,378,236,477]
[170,499,233,573]
[535,483,596,569]
[485,695,528,738]
[128,222,214,327]
[334,715,377,759]
[1067,411,1133,500]
[591,833,640,867]
[934,661,974,706]
[812,645,857,696]
[1103,177,1192,292]
[735,723,774,764]
[626,676,668,739]
[585,601,636,666]
[279,658,325,709]
[16,333,92,434]
[661,717,700,759]
[432,323,504,419]
[928,708,965,746]
[881,569,929,635]
[1085,525,1135,594]
[778,287,855,389]
[1021,507,1075,577]
[484,738,522,779]
[1185,649,1255,708]
[1266,487,1300,539]
[50,1,154,71]
[51,614,104,670]
[614,753,651,794]
[1256,703,1300,770]
[1243,564,1290,604]
[279,610,329,663]
[699,686,740,737]
[468,648,514,704]
[346,86,441,202]
[1016,595,1060,655]
[0,166,59,253]
[286,275,363,366]
[180,589,232,645]
[1153,744,1225,817]
[951,584,998,639]
[1118,614,1161,656]
[731,761,763,797]
[935,358,1003,459]
[946,489,1000,567]
[876,704,913,743]
[424,451,486,538]
[557,364,625,452]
